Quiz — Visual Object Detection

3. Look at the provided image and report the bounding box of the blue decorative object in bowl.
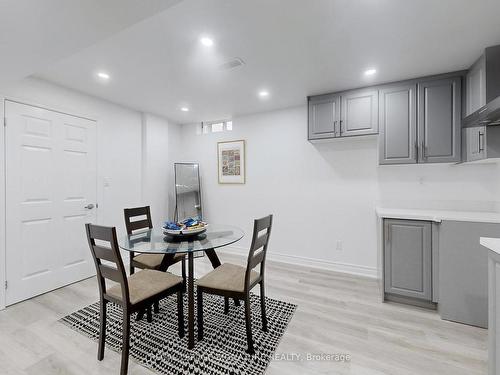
[163,218,208,238]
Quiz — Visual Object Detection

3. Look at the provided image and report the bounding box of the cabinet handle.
[339,120,343,135]
[415,141,419,159]
[479,132,485,152]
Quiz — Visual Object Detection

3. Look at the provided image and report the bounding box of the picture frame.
[217,140,246,184]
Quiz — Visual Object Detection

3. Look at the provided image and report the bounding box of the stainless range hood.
[463,45,500,127]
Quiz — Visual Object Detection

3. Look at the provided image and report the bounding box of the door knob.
[84,204,95,210]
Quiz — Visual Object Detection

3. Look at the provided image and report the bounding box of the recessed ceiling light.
[364,68,377,76]
[200,36,214,47]
[97,72,110,80]
[258,90,270,98]
[180,107,189,112]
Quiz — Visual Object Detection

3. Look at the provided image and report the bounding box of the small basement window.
[201,120,233,134]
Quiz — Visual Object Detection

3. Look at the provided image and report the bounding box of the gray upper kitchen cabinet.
[462,126,487,162]
[466,55,486,116]
[417,77,462,163]
[378,83,417,164]
[340,89,378,137]
[308,94,340,140]
[384,219,432,301]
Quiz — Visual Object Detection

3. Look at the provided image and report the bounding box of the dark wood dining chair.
[85,223,185,375]
[196,215,273,354]
[124,206,187,289]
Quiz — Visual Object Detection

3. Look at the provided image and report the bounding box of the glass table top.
[118,224,244,254]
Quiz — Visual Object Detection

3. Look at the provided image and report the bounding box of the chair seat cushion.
[196,263,260,293]
[132,253,185,269]
[107,269,183,305]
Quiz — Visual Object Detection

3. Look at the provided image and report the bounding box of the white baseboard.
[219,246,378,279]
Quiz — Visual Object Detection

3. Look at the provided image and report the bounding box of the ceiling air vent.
[219,57,245,71]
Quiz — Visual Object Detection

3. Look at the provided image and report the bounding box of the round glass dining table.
[118,224,244,349]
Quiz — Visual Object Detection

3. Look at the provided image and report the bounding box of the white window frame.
[201,119,233,134]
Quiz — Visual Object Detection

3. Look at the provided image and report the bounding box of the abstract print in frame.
[218,140,245,184]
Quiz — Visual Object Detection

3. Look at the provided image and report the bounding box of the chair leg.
[147,305,152,323]
[181,257,187,292]
[98,299,107,361]
[154,301,159,314]
[260,281,268,332]
[129,252,135,275]
[121,310,131,375]
[224,297,229,315]
[177,290,185,338]
[244,293,255,355]
[135,309,145,321]
[197,287,204,340]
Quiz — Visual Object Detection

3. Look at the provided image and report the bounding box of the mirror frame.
[174,162,202,222]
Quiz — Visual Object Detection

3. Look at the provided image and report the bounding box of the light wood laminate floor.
[0,252,487,375]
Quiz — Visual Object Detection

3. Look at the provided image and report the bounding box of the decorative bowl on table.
[163,218,208,238]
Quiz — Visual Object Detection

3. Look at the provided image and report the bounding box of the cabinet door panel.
[462,126,487,162]
[379,83,417,164]
[384,219,432,301]
[308,95,340,140]
[418,77,461,163]
[466,55,486,116]
[340,89,378,136]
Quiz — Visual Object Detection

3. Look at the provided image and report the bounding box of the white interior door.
[5,101,97,305]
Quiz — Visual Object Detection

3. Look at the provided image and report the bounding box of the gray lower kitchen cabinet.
[384,219,433,302]
[340,88,378,137]
[488,249,500,375]
[438,221,500,328]
[417,77,462,163]
[462,126,487,162]
[378,83,417,164]
[308,94,340,140]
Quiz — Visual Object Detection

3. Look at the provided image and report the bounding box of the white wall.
[142,113,182,225]
[0,77,179,308]
[179,105,500,276]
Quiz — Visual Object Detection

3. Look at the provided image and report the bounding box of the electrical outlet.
[336,240,343,251]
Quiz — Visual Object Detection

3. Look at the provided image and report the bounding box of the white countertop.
[480,237,500,255]
[376,207,500,224]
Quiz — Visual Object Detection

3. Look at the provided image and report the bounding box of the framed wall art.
[217,140,245,184]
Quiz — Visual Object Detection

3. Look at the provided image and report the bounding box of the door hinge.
[3,117,6,127]
[4,281,7,289]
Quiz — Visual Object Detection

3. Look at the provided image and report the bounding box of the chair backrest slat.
[93,245,118,262]
[88,223,114,242]
[245,215,273,290]
[128,219,151,232]
[98,263,123,282]
[252,232,269,251]
[254,215,272,233]
[248,249,265,269]
[124,206,153,235]
[85,223,129,304]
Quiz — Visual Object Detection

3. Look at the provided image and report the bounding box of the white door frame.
[0,96,99,310]
[0,98,6,310]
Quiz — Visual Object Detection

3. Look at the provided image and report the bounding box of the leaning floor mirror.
[174,163,203,222]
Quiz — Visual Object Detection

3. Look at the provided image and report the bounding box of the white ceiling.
[0,0,181,86]
[29,0,500,123]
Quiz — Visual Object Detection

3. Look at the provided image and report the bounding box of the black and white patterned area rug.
[60,292,296,375]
